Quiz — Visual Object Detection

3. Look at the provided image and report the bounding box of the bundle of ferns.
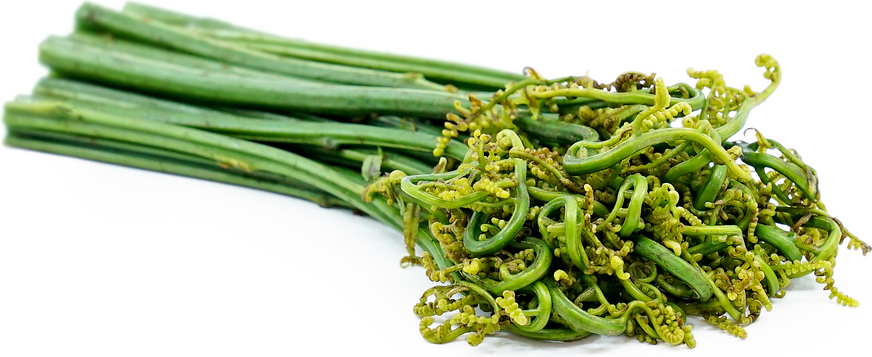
[3,1,868,348]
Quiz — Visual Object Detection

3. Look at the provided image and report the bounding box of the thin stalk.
[122,2,527,90]
[39,35,469,120]
[5,130,351,209]
[365,115,446,138]
[77,2,446,91]
[294,146,433,175]
[514,114,600,146]
[4,101,369,206]
[33,77,304,123]
[29,78,470,160]
[69,31,301,82]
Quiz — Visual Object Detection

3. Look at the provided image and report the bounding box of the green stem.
[664,149,712,182]
[694,164,727,211]
[28,79,470,160]
[68,31,298,82]
[122,2,527,90]
[365,115,446,138]
[514,113,599,146]
[754,224,803,262]
[4,131,351,209]
[39,35,468,120]
[633,236,713,300]
[78,2,445,90]
[564,128,751,182]
[296,146,433,176]
[743,151,816,202]
[4,101,369,209]
[653,274,696,299]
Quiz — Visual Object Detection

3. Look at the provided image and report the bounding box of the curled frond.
[846,232,871,256]
[770,259,832,276]
[496,290,529,326]
[706,315,747,339]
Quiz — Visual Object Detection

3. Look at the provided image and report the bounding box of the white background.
[1,0,871,356]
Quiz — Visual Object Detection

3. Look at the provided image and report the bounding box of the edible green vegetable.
[3,1,869,349]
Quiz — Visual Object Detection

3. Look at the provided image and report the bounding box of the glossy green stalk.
[514,114,600,146]
[68,31,299,82]
[365,116,446,138]
[694,165,728,211]
[564,128,752,182]
[296,146,433,176]
[29,78,470,160]
[4,130,351,209]
[33,77,304,123]
[634,236,714,300]
[39,35,468,120]
[754,224,803,262]
[122,2,528,90]
[77,2,446,90]
[5,101,368,208]
[664,149,712,182]
[743,151,817,203]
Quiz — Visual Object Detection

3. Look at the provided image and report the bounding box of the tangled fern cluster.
[372,54,867,347]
